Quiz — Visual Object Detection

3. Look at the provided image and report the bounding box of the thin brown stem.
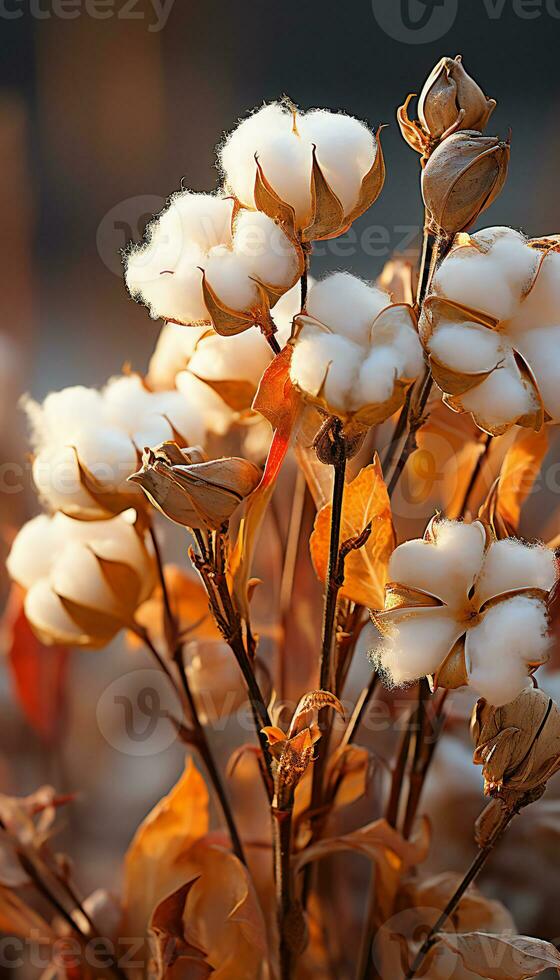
[272,788,296,980]
[340,672,380,751]
[405,806,516,978]
[457,432,492,518]
[279,468,307,699]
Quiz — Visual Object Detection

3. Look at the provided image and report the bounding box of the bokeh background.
[1,1,560,975]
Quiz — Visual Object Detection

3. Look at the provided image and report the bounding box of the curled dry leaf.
[263,690,344,792]
[310,457,395,609]
[426,931,560,980]
[479,426,548,538]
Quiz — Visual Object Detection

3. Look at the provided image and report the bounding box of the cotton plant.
[5,56,560,980]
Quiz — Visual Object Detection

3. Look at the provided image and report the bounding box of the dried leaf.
[191,375,256,413]
[289,690,344,736]
[493,426,549,531]
[310,458,395,609]
[4,585,70,743]
[123,757,209,940]
[132,565,219,646]
[149,881,212,980]
[432,931,560,979]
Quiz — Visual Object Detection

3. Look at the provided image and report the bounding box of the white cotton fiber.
[32,446,96,512]
[371,307,424,378]
[6,514,58,589]
[353,347,402,409]
[460,360,537,430]
[375,608,462,686]
[155,390,206,447]
[175,371,234,437]
[22,387,104,451]
[204,246,256,313]
[148,323,207,390]
[429,321,503,374]
[387,520,486,607]
[51,541,119,616]
[290,329,361,413]
[24,580,85,645]
[513,325,560,421]
[240,210,300,290]
[476,539,558,605]
[220,102,376,226]
[434,245,518,323]
[306,274,388,346]
[466,596,551,705]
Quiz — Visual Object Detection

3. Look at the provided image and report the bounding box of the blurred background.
[1,0,560,974]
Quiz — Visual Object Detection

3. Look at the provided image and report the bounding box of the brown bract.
[263,690,344,793]
[251,126,385,243]
[421,130,509,239]
[129,441,262,530]
[398,55,496,161]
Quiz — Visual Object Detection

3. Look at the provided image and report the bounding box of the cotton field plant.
[4,57,560,980]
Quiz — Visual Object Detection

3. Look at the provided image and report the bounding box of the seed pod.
[398,55,496,160]
[421,130,510,239]
[129,442,261,530]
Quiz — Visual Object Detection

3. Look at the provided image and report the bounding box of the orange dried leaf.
[310,458,395,609]
[132,565,219,646]
[494,425,548,531]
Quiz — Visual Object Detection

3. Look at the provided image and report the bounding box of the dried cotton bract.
[422,227,560,434]
[289,273,424,427]
[220,103,384,240]
[25,375,205,519]
[7,511,155,646]
[373,518,558,706]
[124,192,302,337]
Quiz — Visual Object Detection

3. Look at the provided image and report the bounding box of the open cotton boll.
[220,103,376,227]
[375,609,462,686]
[22,387,105,450]
[466,596,551,705]
[6,515,59,590]
[460,360,538,429]
[387,520,486,607]
[233,210,300,292]
[306,274,388,346]
[290,330,361,411]
[434,250,518,322]
[476,539,558,606]
[429,321,503,374]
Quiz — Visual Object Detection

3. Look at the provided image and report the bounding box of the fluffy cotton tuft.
[425,226,560,432]
[220,103,377,227]
[372,519,557,704]
[24,374,206,516]
[124,191,299,325]
[466,596,551,705]
[289,274,423,418]
[7,511,155,646]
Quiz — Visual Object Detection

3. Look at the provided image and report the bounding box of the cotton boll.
[352,347,402,410]
[24,580,86,645]
[435,251,517,322]
[73,428,138,491]
[485,232,538,293]
[290,328,361,411]
[512,325,560,420]
[306,274,388,346]
[175,371,234,436]
[148,323,208,390]
[375,608,462,686]
[32,446,97,512]
[460,360,538,430]
[299,110,376,214]
[476,539,557,606]
[220,104,288,208]
[167,193,234,252]
[22,387,105,451]
[6,515,59,589]
[466,596,551,705]
[204,246,256,313]
[429,321,503,374]
[388,520,486,607]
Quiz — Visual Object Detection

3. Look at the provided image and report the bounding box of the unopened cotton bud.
[399,56,495,159]
[129,442,261,529]
[421,131,509,239]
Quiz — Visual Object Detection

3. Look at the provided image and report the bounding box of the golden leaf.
[492,425,548,532]
[123,757,209,940]
[149,881,212,980]
[310,458,395,609]
[343,125,386,227]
